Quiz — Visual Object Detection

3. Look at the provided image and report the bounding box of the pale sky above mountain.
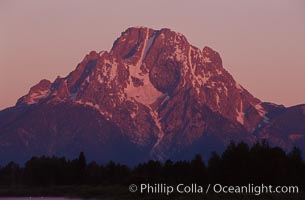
[0,0,305,109]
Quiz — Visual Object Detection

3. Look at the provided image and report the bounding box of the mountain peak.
[15,27,266,131]
[4,27,297,164]
[110,27,189,60]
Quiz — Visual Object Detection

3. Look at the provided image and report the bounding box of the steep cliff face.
[0,27,303,164]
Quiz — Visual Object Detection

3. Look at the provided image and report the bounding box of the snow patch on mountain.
[150,109,164,145]
[235,83,243,91]
[130,110,137,119]
[159,93,170,105]
[263,116,270,123]
[203,57,211,63]
[255,103,266,117]
[236,100,245,124]
[26,90,50,104]
[136,28,153,66]
[143,33,156,60]
[125,76,162,105]
[109,62,118,81]
[187,47,210,90]
[74,100,112,120]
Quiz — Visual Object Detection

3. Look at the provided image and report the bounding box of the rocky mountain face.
[1,27,304,165]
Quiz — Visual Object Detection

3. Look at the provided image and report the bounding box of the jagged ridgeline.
[0,27,305,165]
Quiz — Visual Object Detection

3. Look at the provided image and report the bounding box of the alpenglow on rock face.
[1,27,305,165]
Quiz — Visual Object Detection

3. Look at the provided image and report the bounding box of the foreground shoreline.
[0,185,305,200]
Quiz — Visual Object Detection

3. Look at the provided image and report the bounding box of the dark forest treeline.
[0,142,305,187]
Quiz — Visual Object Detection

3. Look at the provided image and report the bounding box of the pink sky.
[0,0,305,110]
